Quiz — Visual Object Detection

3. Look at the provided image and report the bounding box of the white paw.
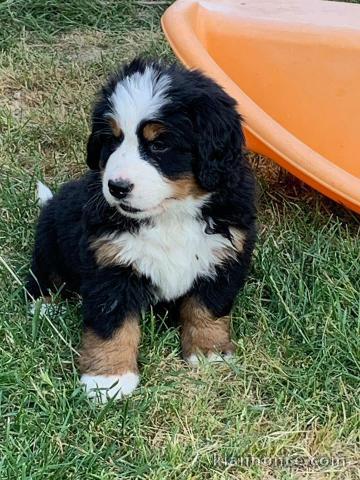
[29,300,66,317]
[186,352,234,366]
[29,301,50,316]
[80,372,139,403]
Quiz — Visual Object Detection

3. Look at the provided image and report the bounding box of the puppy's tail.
[37,181,53,207]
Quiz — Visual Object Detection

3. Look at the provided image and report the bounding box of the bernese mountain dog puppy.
[27,58,256,402]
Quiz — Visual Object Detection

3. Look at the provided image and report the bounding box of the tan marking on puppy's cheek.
[78,315,140,376]
[108,117,122,138]
[180,297,234,359]
[168,175,207,200]
[143,122,166,141]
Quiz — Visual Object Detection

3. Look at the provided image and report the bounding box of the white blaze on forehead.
[110,66,170,133]
[102,66,173,212]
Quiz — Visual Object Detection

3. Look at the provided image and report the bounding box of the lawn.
[0,1,359,479]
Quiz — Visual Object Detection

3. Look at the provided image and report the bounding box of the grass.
[0,1,359,478]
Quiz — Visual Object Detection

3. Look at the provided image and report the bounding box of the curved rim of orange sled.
[161,0,360,213]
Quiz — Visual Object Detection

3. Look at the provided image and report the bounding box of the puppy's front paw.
[186,351,234,367]
[80,372,139,403]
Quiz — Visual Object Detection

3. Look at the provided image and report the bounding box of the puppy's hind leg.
[26,225,58,300]
[26,197,60,303]
[26,251,68,318]
[26,249,58,322]
[26,258,52,301]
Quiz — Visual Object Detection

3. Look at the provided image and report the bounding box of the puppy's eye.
[150,141,169,153]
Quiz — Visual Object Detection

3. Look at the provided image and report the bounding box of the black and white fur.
[27,59,256,402]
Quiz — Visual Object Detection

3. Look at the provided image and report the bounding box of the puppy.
[27,58,256,402]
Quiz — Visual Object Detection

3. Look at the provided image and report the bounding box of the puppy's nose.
[108,179,134,200]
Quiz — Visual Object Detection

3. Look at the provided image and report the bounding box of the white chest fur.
[97,201,236,302]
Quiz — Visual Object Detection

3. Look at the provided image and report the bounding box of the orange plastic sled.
[162,0,360,213]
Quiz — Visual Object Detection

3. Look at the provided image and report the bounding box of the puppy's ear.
[86,91,112,170]
[86,131,102,171]
[192,85,245,191]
